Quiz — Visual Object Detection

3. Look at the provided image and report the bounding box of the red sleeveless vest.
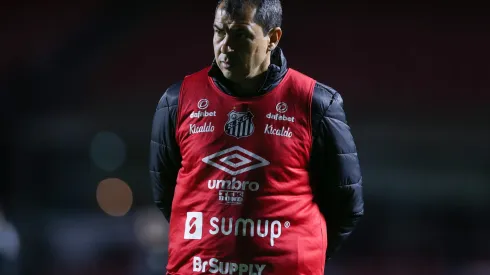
[167,67,327,275]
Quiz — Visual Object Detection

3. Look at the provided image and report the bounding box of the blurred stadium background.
[1,1,489,274]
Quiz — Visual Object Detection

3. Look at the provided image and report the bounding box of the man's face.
[213,4,270,83]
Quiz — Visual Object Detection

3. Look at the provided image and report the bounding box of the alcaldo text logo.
[190,122,215,135]
[193,256,266,274]
[264,124,293,138]
[190,98,216,118]
[224,110,254,138]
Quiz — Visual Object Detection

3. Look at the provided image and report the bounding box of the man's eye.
[234,32,247,39]
[214,29,225,36]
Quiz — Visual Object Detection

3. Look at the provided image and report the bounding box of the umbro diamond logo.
[202,146,270,176]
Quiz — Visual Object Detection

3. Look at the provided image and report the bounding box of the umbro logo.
[202,146,270,175]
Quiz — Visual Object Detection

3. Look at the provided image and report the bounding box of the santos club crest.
[224,110,255,138]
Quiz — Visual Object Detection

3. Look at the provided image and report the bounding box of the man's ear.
[267,27,282,51]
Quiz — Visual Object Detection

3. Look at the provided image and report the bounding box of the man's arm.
[310,82,365,261]
[149,81,182,222]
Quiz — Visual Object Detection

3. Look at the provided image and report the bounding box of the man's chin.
[220,69,243,83]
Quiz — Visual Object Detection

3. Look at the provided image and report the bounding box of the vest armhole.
[175,76,187,146]
[307,78,316,146]
[289,68,316,148]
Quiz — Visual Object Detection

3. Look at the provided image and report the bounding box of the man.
[149,1,364,274]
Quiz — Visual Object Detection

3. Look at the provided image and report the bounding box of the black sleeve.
[309,82,365,261]
[149,81,182,222]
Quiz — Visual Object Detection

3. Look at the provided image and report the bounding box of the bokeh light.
[134,207,168,248]
[90,131,126,171]
[0,210,21,261]
[96,178,133,217]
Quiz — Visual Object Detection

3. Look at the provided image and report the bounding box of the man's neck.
[231,56,271,96]
[231,70,268,97]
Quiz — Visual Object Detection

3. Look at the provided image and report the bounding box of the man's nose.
[220,35,233,54]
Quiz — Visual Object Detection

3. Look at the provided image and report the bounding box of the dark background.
[1,1,489,274]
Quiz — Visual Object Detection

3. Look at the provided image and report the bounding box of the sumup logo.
[224,110,255,138]
[183,212,289,247]
[184,212,203,240]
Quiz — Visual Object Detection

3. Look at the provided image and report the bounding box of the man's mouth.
[221,60,232,69]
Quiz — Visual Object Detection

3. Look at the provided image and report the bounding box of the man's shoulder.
[156,66,211,110]
[156,81,182,110]
[288,68,339,102]
[183,66,213,81]
[314,81,339,98]
[311,80,342,115]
